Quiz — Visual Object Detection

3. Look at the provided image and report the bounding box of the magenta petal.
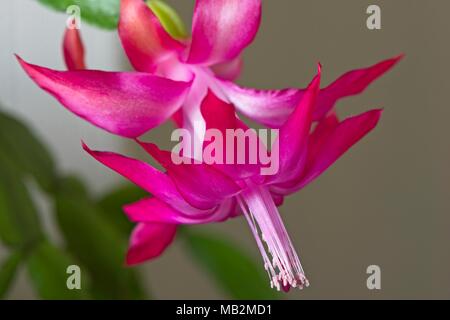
[119,0,185,73]
[83,143,226,216]
[314,55,404,119]
[211,55,243,81]
[272,109,382,195]
[126,223,177,265]
[82,143,193,212]
[137,141,242,210]
[201,91,262,180]
[219,80,303,128]
[63,27,86,70]
[201,90,238,134]
[219,56,402,128]
[272,68,321,183]
[302,109,382,186]
[306,111,340,162]
[125,198,192,224]
[17,56,191,138]
[124,197,236,225]
[187,0,261,65]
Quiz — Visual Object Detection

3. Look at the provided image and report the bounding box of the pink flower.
[17,0,400,139]
[15,0,401,291]
[82,67,383,291]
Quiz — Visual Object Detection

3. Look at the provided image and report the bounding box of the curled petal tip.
[311,67,322,90]
[394,53,406,61]
[383,54,404,69]
[15,54,29,69]
[16,55,46,80]
[82,141,103,158]
[371,108,384,121]
[81,140,91,153]
[15,55,29,74]
[317,62,322,73]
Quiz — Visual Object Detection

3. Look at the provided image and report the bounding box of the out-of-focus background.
[0,0,449,299]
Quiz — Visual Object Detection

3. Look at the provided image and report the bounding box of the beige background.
[1,0,449,299]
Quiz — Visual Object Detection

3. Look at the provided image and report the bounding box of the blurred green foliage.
[0,251,22,299]
[0,160,43,248]
[0,107,148,299]
[182,229,280,300]
[38,0,120,30]
[55,177,145,299]
[27,241,88,299]
[96,185,147,236]
[36,0,188,38]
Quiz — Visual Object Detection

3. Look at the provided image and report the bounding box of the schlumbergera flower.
[16,0,402,291]
[82,67,383,291]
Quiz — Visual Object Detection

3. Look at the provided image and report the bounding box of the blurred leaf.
[37,0,120,30]
[0,175,21,247]
[0,111,57,192]
[27,240,87,299]
[55,176,147,299]
[97,184,147,236]
[182,229,280,300]
[56,175,89,198]
[147,0,187,39]
[0,251,22,299]
[0,155,43,248]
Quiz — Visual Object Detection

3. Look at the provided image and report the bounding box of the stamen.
[238,181,309,291]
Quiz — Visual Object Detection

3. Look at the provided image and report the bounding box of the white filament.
[238,182,308,291]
